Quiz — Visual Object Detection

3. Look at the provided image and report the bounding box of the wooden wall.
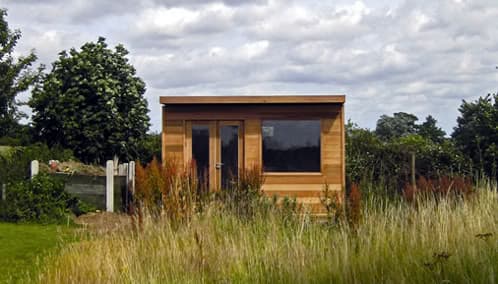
[162,103,345,213]
[162,107,185,165]
[259,111,344,213]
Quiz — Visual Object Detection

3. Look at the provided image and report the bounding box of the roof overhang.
[160,95,345,105]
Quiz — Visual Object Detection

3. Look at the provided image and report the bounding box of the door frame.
[217,121,244,190]
[185,120,244,191]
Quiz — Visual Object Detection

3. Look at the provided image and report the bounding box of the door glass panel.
[192,125,209,190]
[220,125,239,189]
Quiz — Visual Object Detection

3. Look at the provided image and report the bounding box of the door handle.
[215,163,224,169]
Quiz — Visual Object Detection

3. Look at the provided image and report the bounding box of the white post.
[118,164,126,176]
[129,161,135,194]
[1,184,5,201]
[31,160,39,179]
[106,160,114,212]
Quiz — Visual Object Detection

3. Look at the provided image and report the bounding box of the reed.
[32,183,497,283]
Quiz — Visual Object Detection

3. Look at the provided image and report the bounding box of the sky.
[1,0,497,134]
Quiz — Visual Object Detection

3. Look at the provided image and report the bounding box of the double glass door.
[190,121,242,190]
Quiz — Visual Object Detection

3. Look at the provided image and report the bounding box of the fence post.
[129,161,135,194]
[1,184,5,201]
[106,160,114,212]
[31,160,39,179]
[118,164,126,176]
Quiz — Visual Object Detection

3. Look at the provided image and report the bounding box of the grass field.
[0,223,69,283]
[31,185,497,283]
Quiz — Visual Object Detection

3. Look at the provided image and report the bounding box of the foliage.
[347,118,471,196]
[402,175,474,204]
[375,112,419,141]
[0,174,71,223]
[29,37,150,164]
[0,143,74,184]
[0,9,40,138]
[0,123,32,146]
[320,183,343,224]
[134,159,268,224]
[135,132,161,164]
[452,93,498,180]
[32,185,498,283]
[418,115,446,143]
[134,158,202,225]
[218,165,265,219]
[346,183,361,229]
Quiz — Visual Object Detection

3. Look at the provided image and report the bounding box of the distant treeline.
[347,93,497,194]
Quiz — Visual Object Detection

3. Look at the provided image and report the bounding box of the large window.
[262,120,320,172]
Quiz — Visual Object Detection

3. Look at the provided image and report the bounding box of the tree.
[375,112,418,141]
[452,94,498,178]
[30,37,150,163]
[0,9,39,138]
[136,132,161,164]
[417,115,446,143]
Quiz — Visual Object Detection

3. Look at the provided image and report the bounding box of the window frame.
[260,119,323,174]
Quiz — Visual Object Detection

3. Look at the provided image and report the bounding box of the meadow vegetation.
[30,161,497,283]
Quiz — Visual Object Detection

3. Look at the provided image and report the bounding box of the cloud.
[1,0,498,133]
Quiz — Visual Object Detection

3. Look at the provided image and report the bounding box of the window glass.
[262,120,320,172]
[192,125,209,187]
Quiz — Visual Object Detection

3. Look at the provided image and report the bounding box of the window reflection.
[192,125,209,189]
[262,120,320,172]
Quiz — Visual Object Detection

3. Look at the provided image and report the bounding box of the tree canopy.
[375,112,418,141]
[29,37,150,163]
[0,9,39,138]
[418,115,446,143]
[452,93,497,178]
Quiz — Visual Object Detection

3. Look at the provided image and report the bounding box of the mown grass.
[32,184,497,283]
[0,223,70,283]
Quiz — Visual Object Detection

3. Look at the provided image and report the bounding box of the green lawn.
[0,223,70,283]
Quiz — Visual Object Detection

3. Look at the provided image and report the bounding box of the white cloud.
[240,40,269,59]
[1,0,498,133]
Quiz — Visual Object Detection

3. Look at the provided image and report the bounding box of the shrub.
[134,160,267,223]
[402,175,474,204]
[134,157,200,225]
[219,165,265,219]
[0,174,72,223]
[0,143,74,184]
[320,183,344,225]
[347,183,362,229]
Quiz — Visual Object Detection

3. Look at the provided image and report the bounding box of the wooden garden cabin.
[160,95,345,212]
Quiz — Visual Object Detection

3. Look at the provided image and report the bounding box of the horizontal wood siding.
[321,114,343,185]
[163,116,184,165]
[244,119,261,168]
[161,99,345,214]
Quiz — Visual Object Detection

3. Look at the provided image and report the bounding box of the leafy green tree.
[0,9,39,138]
[136,132,161,164]
[452,94,498,178]
[375,112,418,141]
[29,37,150,163]
[417,115,446,143]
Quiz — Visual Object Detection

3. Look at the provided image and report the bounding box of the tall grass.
[32,184,497,283]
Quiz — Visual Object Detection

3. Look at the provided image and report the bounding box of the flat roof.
[160,95,345,105]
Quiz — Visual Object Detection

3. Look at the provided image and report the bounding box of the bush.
[218,166,265,219]
[0,174,72,223]
[134,157,201,224]
[0,143,74,184]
